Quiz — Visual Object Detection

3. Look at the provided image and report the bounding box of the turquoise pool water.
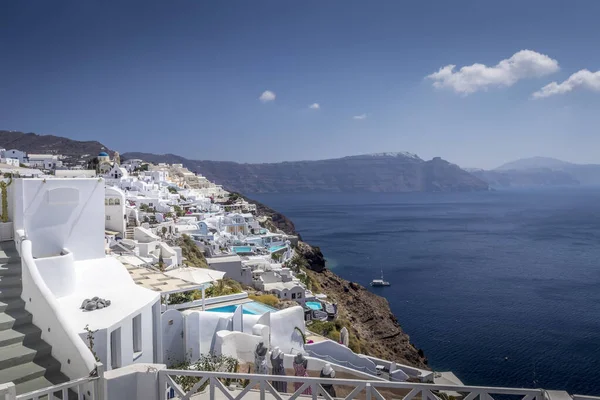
[268,245,287,253]
[206,301,276,315]
[232,246,253,253]
[305,301,322,310]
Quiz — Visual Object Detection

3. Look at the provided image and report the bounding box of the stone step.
[0,342,52,370]
[0,355,61,386]
[0,297,25,313]
[0,262,22,277]
[0,287,22,300]
[0,310,32,331]
[0,275,22,289]
[0,324,42,347]
[14,373,72,397]
[0,250,19,265]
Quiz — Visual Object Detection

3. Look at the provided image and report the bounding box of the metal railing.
[158,369,548,400]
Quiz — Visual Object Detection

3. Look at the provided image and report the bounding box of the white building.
[105,186,127,238]
[122,158,144,173]
[28,154,62,170]
[1,148,27,163]
[6,178,162,382]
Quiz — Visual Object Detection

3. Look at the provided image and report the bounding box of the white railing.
[157,369,548,400]
[0,366,103,400]
[15,375,101,400]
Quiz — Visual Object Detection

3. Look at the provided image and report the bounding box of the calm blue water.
[207,301,276,315]
[252,188,600,396]
[306,301,323,311]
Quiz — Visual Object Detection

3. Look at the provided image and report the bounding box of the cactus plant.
[0,175,13,223]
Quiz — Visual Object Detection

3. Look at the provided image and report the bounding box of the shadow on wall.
[17,179,105,260]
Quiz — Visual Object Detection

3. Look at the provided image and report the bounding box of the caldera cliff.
[242,194,428,369]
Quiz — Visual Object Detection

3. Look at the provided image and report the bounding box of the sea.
[252,188,600,396]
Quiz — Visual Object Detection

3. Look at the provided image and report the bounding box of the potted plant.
[0,175,13,242]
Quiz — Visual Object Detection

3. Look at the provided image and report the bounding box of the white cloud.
[353,114,367,120]
[427,50,559,95]
[532,69,600,99]
[259,90,276,102]
[309,103,320,110]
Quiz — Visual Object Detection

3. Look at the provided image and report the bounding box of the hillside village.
[0,147,448,400]
[1,145,595,400]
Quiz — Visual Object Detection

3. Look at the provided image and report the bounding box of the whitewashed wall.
[14,178,105,260]
[162,309,184,366]
[181,306,306,363]
[20,239,97,380]
[105,186,127,237]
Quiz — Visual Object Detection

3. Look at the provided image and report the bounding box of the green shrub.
[171,354,238,393]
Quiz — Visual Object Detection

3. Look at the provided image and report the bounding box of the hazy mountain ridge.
[1,129,488,193]
[122,152,489,193]
[0,130,110,158]
[471,157,600,187]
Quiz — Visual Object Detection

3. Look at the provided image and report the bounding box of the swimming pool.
[268,245,287,253]
[305,301,323,311]
[232,246,253,254]
[206,301,277,315]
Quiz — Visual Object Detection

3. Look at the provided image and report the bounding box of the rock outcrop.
[307,268,428,369]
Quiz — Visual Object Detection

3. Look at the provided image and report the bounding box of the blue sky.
[1,0,599,169]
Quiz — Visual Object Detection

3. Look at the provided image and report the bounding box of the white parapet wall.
[20,239,98,379]
[305,340,379,376]
[180,306,306,364]
[12,178,106,260]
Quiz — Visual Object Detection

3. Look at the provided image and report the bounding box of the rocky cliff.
[244,196,428,369]
[123,151,489,193]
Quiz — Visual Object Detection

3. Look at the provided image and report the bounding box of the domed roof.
[98,152,109,157]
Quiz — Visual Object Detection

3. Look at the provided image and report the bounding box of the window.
[109,198,115,206]
[110,328,121,369]
[106,215,111,221]
[298,293,302,299]
[133,314,142,355]
[115,198,121,205]
[291,293,296,299]
[105,198,109,206]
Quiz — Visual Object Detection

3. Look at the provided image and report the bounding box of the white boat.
[370,269,390,286]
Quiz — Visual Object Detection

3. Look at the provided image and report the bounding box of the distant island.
[469,156,600,188]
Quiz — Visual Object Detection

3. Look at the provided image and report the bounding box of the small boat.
[370,269,390,286]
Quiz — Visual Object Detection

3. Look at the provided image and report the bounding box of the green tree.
[158,253,165,271]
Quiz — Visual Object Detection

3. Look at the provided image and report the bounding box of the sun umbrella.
[164,267,226,285]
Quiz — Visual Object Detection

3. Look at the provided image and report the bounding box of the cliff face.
[243,196,428,369]
[307,269,428,369]
[123,151,489,193]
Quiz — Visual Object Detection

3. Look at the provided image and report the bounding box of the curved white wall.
[34,251,75,298]
[305,340,377,375]
[16,179,105,260]
[20,239,97,379]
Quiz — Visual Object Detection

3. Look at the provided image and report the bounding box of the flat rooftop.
[125,264,203,294]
